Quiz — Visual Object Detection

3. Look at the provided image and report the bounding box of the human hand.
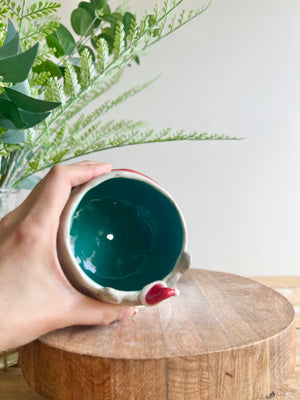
[0,162,135,351]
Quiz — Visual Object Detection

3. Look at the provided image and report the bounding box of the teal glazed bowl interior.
[58,169,189,305]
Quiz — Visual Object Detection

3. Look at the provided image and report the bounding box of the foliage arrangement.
[0,0,227,189]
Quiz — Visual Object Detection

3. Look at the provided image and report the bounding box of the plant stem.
[18,0,26,35]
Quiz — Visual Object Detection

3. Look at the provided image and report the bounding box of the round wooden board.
[21,269,296,400]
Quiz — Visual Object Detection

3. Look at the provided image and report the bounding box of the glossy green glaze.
[69,178,184,291]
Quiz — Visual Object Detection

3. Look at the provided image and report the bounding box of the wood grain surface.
[19,269,296,400]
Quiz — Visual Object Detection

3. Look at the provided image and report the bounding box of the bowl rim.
[58,169,188,301]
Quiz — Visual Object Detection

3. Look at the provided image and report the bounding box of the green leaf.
[0,118,17,129]
[3,20,18,46]
[0,29,19,59]
[102,13,122,27]
[5,87,61,113]
[78,1,100,28]
[123,12,136,40]
[32,59,63,79]
[113,22,125,60]
[78,45,95,61]
[64,64,81,97]
[46,24,75,57]
[92,30,114,53]
[91,0,110,13]
[19,109,50,128]
[96,37,109,72]
[12,81,31,96]
[16,175,41,189]
[1,129,26,144]
[0,43,39,82]
[0,99,27,129]
[79,1,94,16]
[111,12,123,22]
[71,7,94,36]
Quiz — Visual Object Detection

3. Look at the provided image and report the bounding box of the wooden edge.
[20,316,296,400]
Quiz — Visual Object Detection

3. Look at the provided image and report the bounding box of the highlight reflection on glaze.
[69,178,184,291]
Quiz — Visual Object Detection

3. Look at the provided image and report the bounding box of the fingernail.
[120,307,135,320]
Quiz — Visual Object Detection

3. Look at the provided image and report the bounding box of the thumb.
[65,295,135,327]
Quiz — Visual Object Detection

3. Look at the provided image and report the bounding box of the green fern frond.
[125,13,137,43]
[0,5,9,22]
[69,76,158,137]
[28,151,43,171]
[61,69,124,123]
[22,1,61,21]
[15,127,233,185]
[46,122,68,161]
[115,0,129,14]
[80,48,96,88]
[96,38,109,74]
[99,128,235,151]
[113,21,125,61]
[0,0,20,21]
[73,119,146,156]
[44,76,66,104]
[160,1,213,42]
[33,43,56,66]
[64,63,81,97]
[30,70,51,87]
[21,20,59,42]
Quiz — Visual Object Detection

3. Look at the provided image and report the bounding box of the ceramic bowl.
[57,169,190,306]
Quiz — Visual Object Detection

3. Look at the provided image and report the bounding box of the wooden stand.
[20,269,296,400]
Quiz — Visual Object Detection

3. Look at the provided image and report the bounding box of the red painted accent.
[112,168,158,184]
[145,283,177,306]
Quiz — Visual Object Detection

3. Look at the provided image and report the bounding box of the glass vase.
[0,188,21,218]
[0,188,22,369]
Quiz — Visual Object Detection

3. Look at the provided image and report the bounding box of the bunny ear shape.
[140,281,179,306]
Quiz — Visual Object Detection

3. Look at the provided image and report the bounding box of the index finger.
[23,162,112,227]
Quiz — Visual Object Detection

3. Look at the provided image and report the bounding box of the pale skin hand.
[0,162,135,351]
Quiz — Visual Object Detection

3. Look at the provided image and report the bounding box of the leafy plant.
[0,0,231,189]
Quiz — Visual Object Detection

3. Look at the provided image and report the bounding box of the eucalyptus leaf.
[0,31,20,59]
[79,1,100,28]
[19,109,50,128]
[12,80,31,96]
[111,12,123,22]
[91,0,110,14]
[1,129,26,144]
[5,87,61,113]
[0,99,27,129]
[71,8,94,36]
[0,116,18,129]
[3,20,18,46]
[16,175,41,189]
[102,14,122,27]
[67,57,81,67]
[0,43,39,83]
[79,1,94,15]
[46,24,75,57]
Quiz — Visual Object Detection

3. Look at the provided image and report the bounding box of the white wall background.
[60,0,300,276]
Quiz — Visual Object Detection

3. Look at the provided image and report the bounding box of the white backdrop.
[59,0,300,276]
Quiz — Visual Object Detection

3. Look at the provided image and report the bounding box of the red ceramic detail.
[145,283,177,306]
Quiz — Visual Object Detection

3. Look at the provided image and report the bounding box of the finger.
[64,295,135,327]
[21,162,112,226]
